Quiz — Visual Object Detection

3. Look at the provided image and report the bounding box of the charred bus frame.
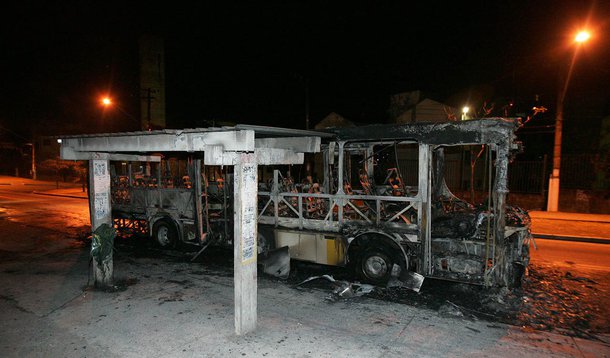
[257,118,531,288]
[65,118,531,289]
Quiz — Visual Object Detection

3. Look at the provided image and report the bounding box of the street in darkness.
[0,176,609,357]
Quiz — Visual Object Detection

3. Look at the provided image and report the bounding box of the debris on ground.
[111,237,610,341]
[297,274,375,301]
[387,264,425,292]
[510,263,609,339]
[258,246,290,279]
[437,301,465,318]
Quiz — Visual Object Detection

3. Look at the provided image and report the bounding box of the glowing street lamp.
[101,96,113,107]
[461,106,470,120]
[547,29,591,211]
[575,30,590,43]
[98,95,141,130]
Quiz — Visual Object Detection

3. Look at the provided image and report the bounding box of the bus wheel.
[152,219,177,249]
[357,247,395,285]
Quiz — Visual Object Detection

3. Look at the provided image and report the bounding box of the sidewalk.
[529,210,610,223]
[0,176,79,188]
[529,210,610,243]
[33,187,89,199]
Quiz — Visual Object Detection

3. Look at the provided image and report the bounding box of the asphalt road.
[0,180,89,233]
[531,238,610,272]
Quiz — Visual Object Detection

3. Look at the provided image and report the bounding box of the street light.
[101,97,112,106]
[99,95,141,130]
[547,29,591,211]
[461,106,470,120]
[575,30,590,43]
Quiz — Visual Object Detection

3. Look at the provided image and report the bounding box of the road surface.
[531,238,610,272]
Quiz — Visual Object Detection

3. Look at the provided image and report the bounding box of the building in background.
[388,90,457,123]
[314,112,356,129]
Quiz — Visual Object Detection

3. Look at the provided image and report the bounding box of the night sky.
[1,1,609,154]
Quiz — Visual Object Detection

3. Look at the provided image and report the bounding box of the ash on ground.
[111,235,609,341]
[367,263,608,341]
[284,260,609,341]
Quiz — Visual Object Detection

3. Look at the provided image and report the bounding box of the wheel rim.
[363,255,389,280]
[157,226,170,246]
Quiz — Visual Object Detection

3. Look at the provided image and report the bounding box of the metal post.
[30,143,37,180]
[541,154,547,196]
[194,159,204,241]
[493,146,509,286]
[418,144,432,275]
[56,156,59,189]
[337,142,345,225]
[273,169,279,226]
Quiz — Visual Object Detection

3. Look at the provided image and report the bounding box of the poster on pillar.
[94,192,109,221]
[240,163,257,265]
[92,161,110,190]
[92,160,111,221]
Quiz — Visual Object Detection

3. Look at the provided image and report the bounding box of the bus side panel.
[275,230,346,266]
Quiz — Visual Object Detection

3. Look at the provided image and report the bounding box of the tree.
[38,157,86,182]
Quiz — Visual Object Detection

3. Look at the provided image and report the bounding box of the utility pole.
[30,143,36,180]
[139,35,166,130]
[305,78,310,130]
[141,88,155,131]
[547,76,567,211]
[547,30,590,211]
[25,142,36,180]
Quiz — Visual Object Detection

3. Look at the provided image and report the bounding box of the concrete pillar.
[547,175,560,211]
[233,153,258,335]
[88,158,113,288]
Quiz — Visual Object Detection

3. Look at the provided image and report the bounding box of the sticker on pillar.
[241,196,257,264]
[93,161,110,191]
[93,161,107,176]
[242,164,257,195]
[94,192,109,220]
[239,162,257,265]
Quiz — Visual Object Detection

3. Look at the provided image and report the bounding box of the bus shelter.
[59,124,329,335]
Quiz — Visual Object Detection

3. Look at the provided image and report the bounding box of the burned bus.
[108,118,532,288]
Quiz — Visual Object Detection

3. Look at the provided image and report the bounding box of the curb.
[529,212,610,224]
[530,217,610,224]
[33,191,88,200]
[533,234,610,245]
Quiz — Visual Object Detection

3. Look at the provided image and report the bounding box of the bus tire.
[357,246,395,285]
[152,219,177,249]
